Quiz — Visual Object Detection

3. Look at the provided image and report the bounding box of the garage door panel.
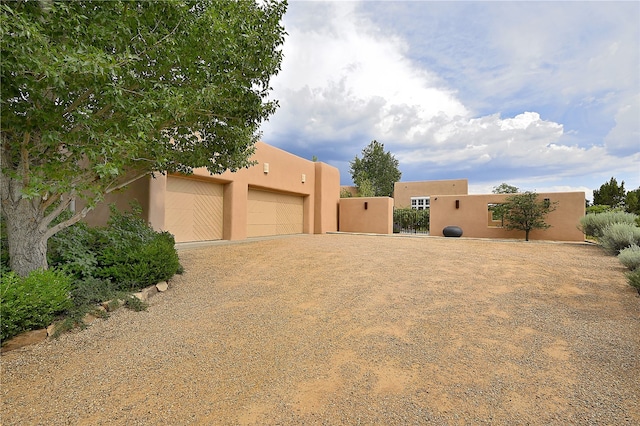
[248,189,303,237]
[248,200,277,224]
[193,197,223,241]
[166,177,223,243]
[165,208,194,242]
[248,224,277,237]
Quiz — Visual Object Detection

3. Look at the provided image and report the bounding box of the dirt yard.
[2,234,639,425]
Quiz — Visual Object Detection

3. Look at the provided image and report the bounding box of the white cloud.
[266,2,468,148]
[604,94,640,155]
[262,1,640,191]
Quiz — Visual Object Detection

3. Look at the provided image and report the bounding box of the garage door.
[165,177,224,243]
[247,189,303,237]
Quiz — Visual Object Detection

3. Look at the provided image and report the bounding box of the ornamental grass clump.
[579,211,638,238]
[618,244,640,271]
[627,269,640,293]
[599,223,640,255]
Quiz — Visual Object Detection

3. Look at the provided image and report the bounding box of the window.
[487,203,506,227]
[410,196,430,210]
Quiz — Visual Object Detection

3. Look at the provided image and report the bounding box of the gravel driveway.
[2,234,639,425]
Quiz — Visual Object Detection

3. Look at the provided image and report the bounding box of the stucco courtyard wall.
[339,197,394,234]
[393,179,468,208]
[430,192,586,241]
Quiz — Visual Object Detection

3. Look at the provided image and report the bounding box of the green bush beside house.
[580,210,640,293]
[1,269,72,341]
[1,204,182,342]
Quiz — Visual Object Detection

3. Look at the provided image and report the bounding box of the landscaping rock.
[102,299,122,312]
[156,281,169,292]
[142,285,158,298]
[46,323,57,337]
[82,312,100,325]
[132,292,147,302]
[1,329,47,353]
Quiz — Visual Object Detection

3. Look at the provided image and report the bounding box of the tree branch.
[21,132,30,186]
[40,191,75,231]
[43,205,89,241]
[62,88,94,115]
[104,170,151,194]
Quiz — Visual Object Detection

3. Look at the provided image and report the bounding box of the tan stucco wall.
[81,175,152,227]
[315,162,340,234]
[83,142,340,240]
[339,197,394,234]
[393,179,468,208]
[430,192,586,241]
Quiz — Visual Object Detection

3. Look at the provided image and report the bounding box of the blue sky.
[259,0,640,200]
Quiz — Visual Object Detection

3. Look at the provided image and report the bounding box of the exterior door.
[165,176,224,242]
[247,189,303,237]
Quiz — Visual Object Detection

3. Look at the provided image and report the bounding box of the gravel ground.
[2,234,639,425]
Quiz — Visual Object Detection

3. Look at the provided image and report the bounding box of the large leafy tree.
[0,0,287,276]
[502,192,558,241]
[593,177,626,208]
[349,140,401,197]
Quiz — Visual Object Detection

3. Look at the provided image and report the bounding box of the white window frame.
[410,196,430,210]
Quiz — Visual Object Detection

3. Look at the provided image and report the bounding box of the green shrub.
[1,269,73,341]
[49,203,181,292]
[585,204,617,215]
[626,268,640,293]
[579,211,638,238]
[618,245,640,271]
[124,295,148,312]
[1,214,10,274]
[96,231,180,291]
[49,221,99,279]
[69,277,121,307]
[599,223,640,255]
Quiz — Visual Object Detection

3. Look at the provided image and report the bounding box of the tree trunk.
[3,197,49,276]
[525,229,530,241]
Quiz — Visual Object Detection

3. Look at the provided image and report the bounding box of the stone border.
[0,281,170,354]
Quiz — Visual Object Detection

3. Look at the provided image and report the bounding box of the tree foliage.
[593,177,626,208]
[349,140,401,197]
[489,183,519,226]
[502,192,558,241]
[625,188,640,216]
[0,0,287,276]
[355,175,376,197]
[492,183,519,194]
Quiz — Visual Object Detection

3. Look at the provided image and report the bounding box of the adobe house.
[83,142,340,243]
[86,143,585,243]
[393,179,585,241]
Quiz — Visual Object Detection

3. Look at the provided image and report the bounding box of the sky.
[259,0,640,200]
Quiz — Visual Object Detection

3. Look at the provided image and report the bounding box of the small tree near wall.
[490,183,520,226]
[349,141,401,197]
[503,192,558,241]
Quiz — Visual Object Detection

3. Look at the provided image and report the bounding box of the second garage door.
[247,189,304,237]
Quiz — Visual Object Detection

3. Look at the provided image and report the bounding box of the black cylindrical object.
[443,226,463,237]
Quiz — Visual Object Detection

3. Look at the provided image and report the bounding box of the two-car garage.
[164,176,304,243]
